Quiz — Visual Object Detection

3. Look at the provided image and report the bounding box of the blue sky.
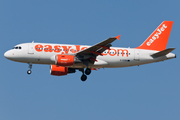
[1,0,180,120]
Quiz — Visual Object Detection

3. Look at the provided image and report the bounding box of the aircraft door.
[28,43,34,54]
[134,50,140,61]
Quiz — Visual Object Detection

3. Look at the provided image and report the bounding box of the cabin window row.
[36,48,80,52]
[103,51,130,55]
[35,48,131,55]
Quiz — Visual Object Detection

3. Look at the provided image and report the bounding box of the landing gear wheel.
[81,74,87,81]
[27,70,32,75]
[27,63,32,75]
[85,68,91,75]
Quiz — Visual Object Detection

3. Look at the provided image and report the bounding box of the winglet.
[115,35,121,40]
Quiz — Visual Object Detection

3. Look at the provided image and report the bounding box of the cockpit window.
[12,46,22,49]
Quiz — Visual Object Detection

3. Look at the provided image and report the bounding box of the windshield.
[12,46,22,49]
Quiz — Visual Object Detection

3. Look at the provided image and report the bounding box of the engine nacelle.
[50,54,81,66]
[50,65,76,76]
[56,55,74,66]
[50,65,68,76]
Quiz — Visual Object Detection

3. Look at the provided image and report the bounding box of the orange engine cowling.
[50,65,68,76]
[56,55,74,66]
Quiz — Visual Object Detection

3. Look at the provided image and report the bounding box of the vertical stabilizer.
[136,21,173,51]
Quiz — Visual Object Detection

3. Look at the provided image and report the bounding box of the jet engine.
[50,65,68,76]
[55,55,74,66]
[50,54,81,66]
[50,65,76,76]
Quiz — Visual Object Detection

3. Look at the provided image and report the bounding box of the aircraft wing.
[76,35,120,57]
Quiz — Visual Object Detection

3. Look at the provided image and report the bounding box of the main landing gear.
[79,68,91,81]
[27,63,32,75]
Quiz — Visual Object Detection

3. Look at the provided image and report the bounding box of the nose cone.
[4,51,10,59]
[4,50,14,60]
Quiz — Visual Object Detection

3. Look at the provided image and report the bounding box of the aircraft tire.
[81,74,87,81]
[85,68,91,75]
[27,70,31,74]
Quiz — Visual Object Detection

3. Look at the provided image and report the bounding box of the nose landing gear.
[27,70,32,74]
[27,63,32,75]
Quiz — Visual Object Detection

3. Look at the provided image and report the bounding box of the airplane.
[4,21,176,81]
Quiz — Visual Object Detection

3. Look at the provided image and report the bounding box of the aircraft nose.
[4,50,13,59]
[4,51,9,58]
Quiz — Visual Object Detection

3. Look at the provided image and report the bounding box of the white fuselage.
[4,21,175,81]
[4,42,176,68]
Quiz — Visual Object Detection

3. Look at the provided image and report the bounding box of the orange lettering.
[62,46,72,54]
[44,45,53,52]
[35,44,43,52]
[54,45,61,53]
[75,45,80,52]
[81,47,87,51]
[71,45,81,53]
[71,49,76,53]
[35,44,129,58]
[108,49,116,56]
[117,49,129,57]
[101,52,107,56]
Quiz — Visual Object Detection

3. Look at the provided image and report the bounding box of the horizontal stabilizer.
[151,48,175,58]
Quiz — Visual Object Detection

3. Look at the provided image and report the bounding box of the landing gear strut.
[27,63,32,75]
[79,68,92,81]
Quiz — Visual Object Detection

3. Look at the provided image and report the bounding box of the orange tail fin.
[136,21,173,51]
